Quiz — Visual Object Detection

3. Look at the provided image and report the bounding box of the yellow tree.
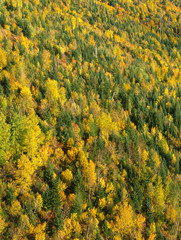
[9,200,22,217]
[23,113,43,159]
[134,214,146,240]
[45,78,60,116]
[0,47,7,72]
[15,154,35,195]
[10,113,42,160]
[0,113,10,165]
[17,86,35,114]
[84,160,97,201]
[34,193,43,212]
[61,169,73,184]
[19,214,30,235]
[29,222,46,240]
[0,207,6,236]
[112,193,135,238]
[152,176,165,216]
[45,78,66,116]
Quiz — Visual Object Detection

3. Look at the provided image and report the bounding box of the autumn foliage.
[0,0,180,239]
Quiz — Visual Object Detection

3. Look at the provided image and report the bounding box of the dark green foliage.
[43,162,60,212]
[17,18,31,38]
[10,114,28,159]
[133,180,143,211]
[1,76,11,96]
[72,169,85,216]
[156,223,164,240]
[44,161,53,185]
[96,229,102,240]
[160,160,168,184]
[114,181,123,204]
[53,207,63,230]
[43,179,60,211]
[144,197,154,225]
[56,109,74,142]
[5,188,14,205]
[0,12,6,28]
[175,158,180,174]
[103,220,109,239]
[18,40,26,55]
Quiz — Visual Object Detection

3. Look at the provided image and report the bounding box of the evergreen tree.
[144,197,154,225]
[72,169,85,216]
[175,158,180,175]
[156,223,164,240]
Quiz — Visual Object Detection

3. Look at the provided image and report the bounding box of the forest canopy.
[0,0,180,239]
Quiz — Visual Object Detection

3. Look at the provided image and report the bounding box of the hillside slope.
[0,0,180,239]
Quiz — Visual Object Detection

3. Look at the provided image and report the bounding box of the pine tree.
[52,206,63,231]
[144,197,154,225]
[44,161,53,186]
[156,223,164,240]
[175,158,180,175]
[72,169,85,216]
[103,219,109,239]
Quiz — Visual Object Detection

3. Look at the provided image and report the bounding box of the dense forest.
[0,0,180,239]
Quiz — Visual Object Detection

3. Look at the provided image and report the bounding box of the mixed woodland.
[0,0,180,239]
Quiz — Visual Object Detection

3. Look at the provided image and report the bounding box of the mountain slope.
[0,0,180,239]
